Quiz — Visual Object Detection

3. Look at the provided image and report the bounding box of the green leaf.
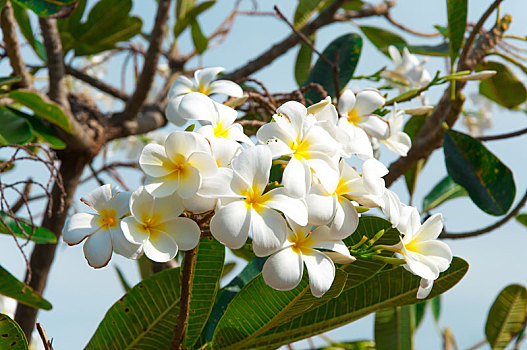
[406,43,450,57]
[360,26,406,57]
[431,296,441,321]
[0,265,52,310]
[375,305,414,350]
[295,36,315,87]
[444,129,516,215]
[403,114,427,197]
[293,0,329,28]
[341,0,364,11]
[446,0,467,63]
[422,176,468,212]
[229,242,255,262]
[114,266,131,292]
[8,108,66,149]
[0,107,32,145]
[190,19,208,55]
[224,257,469,349]
[485,284,527,350]
[86,268,181,349]
[303,33,363,103]
[516,214,527,227]
[477,61,527,109]
[185,237,225,348]
[315,340,375,350]
[57,0,86,36]
[173,0,215,38]
[221,262,236,279]
[11,0,76,17]
[415,301,426,329]
[176,0,195,20]
[11,2,46,60]
[8,90,72,133]
[0,314,29,350]
[0,212,57,244]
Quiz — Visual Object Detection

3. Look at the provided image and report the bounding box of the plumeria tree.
[1,0,526,349]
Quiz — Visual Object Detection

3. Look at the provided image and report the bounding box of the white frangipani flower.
[338,89,389,141]
[139,131,217,198]
[262,221,355,297]
[121,187,200,262]
[166,67,243,126]
[380,188,403,228]
[395,206,453,299]
[63,184,142,268]
[380,106,412,156]
[206,145,308,256]
[0,295,16,316]
[463,93,494,137]
[257,101,340,198]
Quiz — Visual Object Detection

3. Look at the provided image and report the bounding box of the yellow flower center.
[139,215,164,235]
[213,122,230,138]
[334,177,350,196]
[241,187,269,212]
[347,109,361,125]
[289,138,310,160]
[98,209,118,230]
[198,84,210,95]
[290,231,314,255]
[165,154,189,179]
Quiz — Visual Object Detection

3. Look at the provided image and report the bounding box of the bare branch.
[0,2,31,88]
[120,0,171,121]
[478,127,527,141]
[383,13,441,37]
[65,65,130,101]
[36,322,53,350]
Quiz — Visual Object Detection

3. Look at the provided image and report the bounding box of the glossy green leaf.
[516,214,527,227]
[229,242,255,262]
[185,237,225,348]
[173,0,215,38]
[114,266,131,292]
[226,257,468,349]
[485,284,527,350]
[446,0,467,63]
[293,0,329,28]
[176,0,194,20]
[221,262,236,279]
[403,114,427,197]
[0,314,28,350]
[444,129,516,215]
[8,90,72,133]
[477,61,527,109]
[0,265,52,310]
[360,26,406,57]
[415,301,426,329]
[303,33,362,103]
[0,107,32,145]
[341,0,364,11]
[190,19,208,54]
[407,43,450,57]
[422,176,468,212]
[8,108,66,149]
[295,36,315,87]
[431,296,441,321]
[11,2,46,60]
[0,212,57,244]
[86,268,181,349]
[11,0,75,17]
[375,305,414,350]
[57,0,86,36]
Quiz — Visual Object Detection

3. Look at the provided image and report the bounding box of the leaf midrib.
[491,288,526,348]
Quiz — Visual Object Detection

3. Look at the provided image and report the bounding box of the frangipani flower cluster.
[63,66,453,299]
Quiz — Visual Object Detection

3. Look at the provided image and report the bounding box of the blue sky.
[1,0,526,349]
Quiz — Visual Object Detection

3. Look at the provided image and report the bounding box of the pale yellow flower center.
[198,84,210,95]
[289,231,314,255]
[164,154,189,179]
[98,209,118,230]
[334,177,350,196]
[347,108,361,125]
[213,122,229,138]
[289,138,310,160]
[241,187,269,212]
[139,215,164,236]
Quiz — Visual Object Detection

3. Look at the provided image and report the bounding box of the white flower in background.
[0,295,16,316]
[462,93,494,137]
[257,101,340,198]
[63,184,141,268]
[121,187,200,262]
[177,92,253,145]
[206,145,308,256]
[166,67,243,126]
[395,206,452,299]
[379,106,412,156]
[139,131,217,198]
[262,221,355,297]
[109,130,168,161]
[380,188,403,227]
[338,89,389,141]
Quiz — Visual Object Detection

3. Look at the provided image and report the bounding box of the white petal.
[83,230,113,268]
[63,213,99,245]
[417,278,434,299]
[165,131,211,161]
[177,165,201,199]
[231,145,271,194]
[198,168,239,198]
[162,217,200,251]
[256,122,295,154]
[214,100,238,125]
[144,175,179,198]
[358,115,390,139]
[414,213,444,242]
[403,253,439,280]
[181,193,217,214]
[303,250,335,297]
[153,193,185,220]
[282,156,311,199]
[410,241,452,271]
[168,75,195,98]
[250,207,287,257]
[381,189,402,227]
[225,124,254,145]
[313,97,338,125]
[362,158,388,196]
[331,197,359,239]
[354,90,385,116]
[121,216,149,245]
[130,187,154,222]
[209,80,243,97]
[262,247,303,291]
[112,191,131,218]
[307,154,339,194]
[338,121,373,159]
[277,101,307,135]
[83,184,113,212]
[187,152,217,177]
[177,92,217,123]
[165,95,187,126]
[388,45,402,65]
[194,67,224,90]
[111,227,142,259]
[382,132,412,156]
[210,201,251,249]
[139,144,171,177]
[265,187,308,226]
[144,230,179,262]
[209,138,242,167]
[305,184,336,225]
[338,89,356,114]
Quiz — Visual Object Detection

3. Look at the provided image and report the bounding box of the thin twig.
[65,65,130,101]
[11,181,32,214]
[88,163,105,186]
[36,322,53,350]
[477,127,527,141]
[465,339,487,350]
[440,188,527,239]
[383,13,440,37]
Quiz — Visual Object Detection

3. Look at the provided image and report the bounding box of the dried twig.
[65,65,130,101]
[383,12,441,37]
[478,127,527,141]
[36,322,53,350]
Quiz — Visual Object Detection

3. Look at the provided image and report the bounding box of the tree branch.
[65,65,130,101]
[223,1,394,81]
[120,0,171,121]
[440,188,527,239]
[477,127,527,141]
[383,12,440,37]
[0,1,31,88]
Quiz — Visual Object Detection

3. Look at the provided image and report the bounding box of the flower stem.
[170,245,199,349]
